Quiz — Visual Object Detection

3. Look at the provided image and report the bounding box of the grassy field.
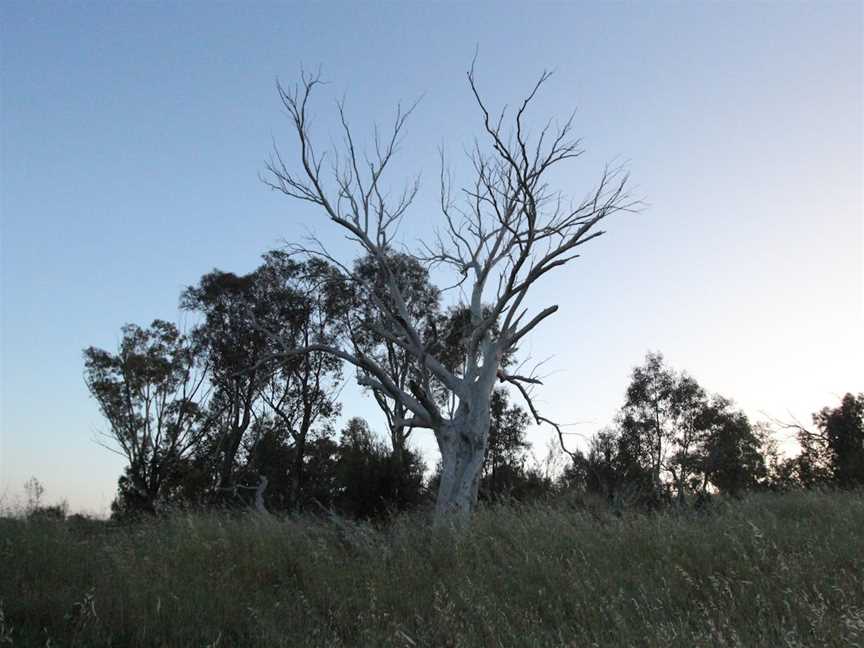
[2,491,863,647]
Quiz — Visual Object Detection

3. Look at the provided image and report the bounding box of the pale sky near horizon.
[1,2,862,515]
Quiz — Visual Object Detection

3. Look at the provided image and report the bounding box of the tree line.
[82,269,863,520]
[563,354,863,509]
[82,250,553,520]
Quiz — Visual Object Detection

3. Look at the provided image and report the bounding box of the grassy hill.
[2,491,862,647]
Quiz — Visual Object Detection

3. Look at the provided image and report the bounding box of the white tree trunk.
[434,398,492,523]
[254,475,268,514]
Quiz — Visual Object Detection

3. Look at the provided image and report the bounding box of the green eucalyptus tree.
[83,320,211,514]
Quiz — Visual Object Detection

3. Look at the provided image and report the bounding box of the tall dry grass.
[1,491,862,646]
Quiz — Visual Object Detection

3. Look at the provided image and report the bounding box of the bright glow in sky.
[2,2,862,515]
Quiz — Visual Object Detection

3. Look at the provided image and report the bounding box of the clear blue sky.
[2,2,861,515]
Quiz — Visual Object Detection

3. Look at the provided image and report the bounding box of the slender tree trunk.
[217,428,247,502]
[391,433,406,504]
[129,468,160,515]
[254,476,268,514]
[389,402,410,503]
[216,391,252,500]
[653,400,663,493]
[672,468,687,507]
[291,436,306,513]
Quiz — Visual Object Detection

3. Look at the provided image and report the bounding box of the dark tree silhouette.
[480,388,531,499]
[183,253,345,511]
[783,393,864,489]
[697,397,767,497]
[572,353,769,506]
[181,269,274,500]
[241,415,340,513]
[816,393,864,488]
[618,352,710,503]
[84,320,211,514]
[254,254,345,512]
[334,417,426,519]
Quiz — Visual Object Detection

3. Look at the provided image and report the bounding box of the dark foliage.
[85,258,858,520]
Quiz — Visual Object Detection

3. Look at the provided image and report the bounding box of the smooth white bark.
[435,403,491,521]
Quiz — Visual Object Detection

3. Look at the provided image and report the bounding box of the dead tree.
[264,63,637,522]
